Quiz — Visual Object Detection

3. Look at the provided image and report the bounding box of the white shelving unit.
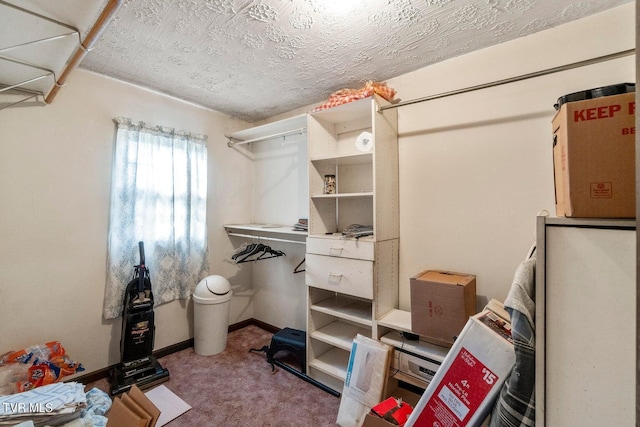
[305,94,399,393]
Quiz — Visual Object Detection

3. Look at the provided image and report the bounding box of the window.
[103,118,209,319]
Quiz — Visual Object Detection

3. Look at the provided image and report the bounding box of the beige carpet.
[86,325,341,426]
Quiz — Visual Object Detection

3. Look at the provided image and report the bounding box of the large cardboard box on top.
[410,270,476,345]
[405,310,515,427]
[553,91,636,218]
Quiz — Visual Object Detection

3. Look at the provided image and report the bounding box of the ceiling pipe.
[44,0,124,105]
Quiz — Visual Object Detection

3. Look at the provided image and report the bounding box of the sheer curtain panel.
[103,117,209,319]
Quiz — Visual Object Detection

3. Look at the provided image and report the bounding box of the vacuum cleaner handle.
[137,241,146,293]
[139,241,146,266]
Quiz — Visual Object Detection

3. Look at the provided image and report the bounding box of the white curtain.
[103,117,209,319]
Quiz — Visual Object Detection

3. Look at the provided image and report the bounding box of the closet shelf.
[377,309,412,333]
[310,320,370,351]
[310,153,372,165]
[224,223,307,244]
[309,294,372,326]
[309,347,349,381]
[226,114,307,147]
[311,192,373,200]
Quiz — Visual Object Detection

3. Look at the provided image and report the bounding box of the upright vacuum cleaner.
[110,241,169,395]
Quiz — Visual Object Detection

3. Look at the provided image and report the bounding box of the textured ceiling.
[75,0,631,122]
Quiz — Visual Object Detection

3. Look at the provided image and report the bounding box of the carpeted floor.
[86,325,341,426]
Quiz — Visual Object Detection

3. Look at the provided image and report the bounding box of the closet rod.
[227,127,307,147]
[226,232,306,245]
[378,48,635,112]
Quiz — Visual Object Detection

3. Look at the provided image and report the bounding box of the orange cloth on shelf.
[311,81,397,112]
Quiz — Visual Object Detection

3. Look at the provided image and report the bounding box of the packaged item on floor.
[362,383,422,427]
[367,397,413,426]
[552,84,636,218]
[405,310,515,427]
[337,335,393,427]
[0,341,84,392]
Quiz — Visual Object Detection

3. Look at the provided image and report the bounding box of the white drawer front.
[306,236,374,260]
[306,254,373,299]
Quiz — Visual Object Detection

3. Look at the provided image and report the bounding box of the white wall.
[243,132,309,330]
[0,70,255,373]
[387,3,635,310]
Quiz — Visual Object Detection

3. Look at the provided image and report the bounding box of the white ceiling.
[2,0,633,122]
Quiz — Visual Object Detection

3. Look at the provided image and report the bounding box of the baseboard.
[72,318,279,385]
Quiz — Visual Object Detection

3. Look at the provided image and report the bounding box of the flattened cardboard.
[129,384,161,427]
[106,396,148,427]
[121,393,153,427]
[552,91,635,218]
[410,270,476,345]
[106,384,161,427]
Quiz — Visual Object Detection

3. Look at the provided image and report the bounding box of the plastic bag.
[0,364,29,395]
[0,341,84,393]
[311,81,397,112]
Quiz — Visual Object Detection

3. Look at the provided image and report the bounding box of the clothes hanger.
[232,242,257,260]
[293,258,305,273]
[236,244,286,263]
[256,245,286,261]
[236,243,267,263]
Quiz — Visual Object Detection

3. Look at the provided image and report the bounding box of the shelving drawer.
[307,236,374,260]
[306,253,373,299]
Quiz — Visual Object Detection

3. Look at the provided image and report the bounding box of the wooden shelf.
[310,320,370,351]
[308,347,349,381]
[310,192,373,200]
[378,309,412,333]
[224,223,307,244]
[310,152,372,165]
[226,114,307,144]
[309,96,372,123]
[310,294,372,327]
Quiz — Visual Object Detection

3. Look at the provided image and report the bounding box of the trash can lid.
[193,275,231,301]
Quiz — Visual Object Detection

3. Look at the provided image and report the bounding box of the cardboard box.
[410,270,476,345]
[553,91,636,218]
[106,384,161,427]
[362,385,422,427]
[405,310,515,427]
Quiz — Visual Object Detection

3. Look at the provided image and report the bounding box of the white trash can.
[193,275,232,356]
